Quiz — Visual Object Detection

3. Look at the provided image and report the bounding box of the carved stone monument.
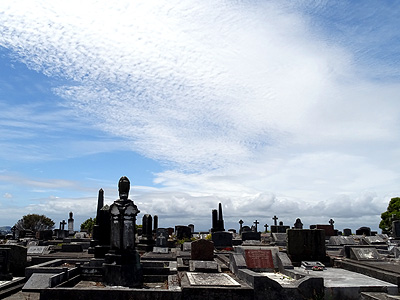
[103,176,143,287]
[68,212,74,235]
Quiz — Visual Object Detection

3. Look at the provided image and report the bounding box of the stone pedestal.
[103,250,142,287]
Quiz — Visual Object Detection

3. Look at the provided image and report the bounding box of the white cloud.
[3,193,12,199]
[0,1,399,231]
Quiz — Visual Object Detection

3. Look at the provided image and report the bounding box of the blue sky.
[1,1,400,232]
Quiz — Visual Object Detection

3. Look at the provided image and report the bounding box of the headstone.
[293,218,303,229]
[272,233,287,246]
[272,215,278,226]
[152,247,169,254]
[350,247,381,261]
[271,224,290,233]
[253,220,260,232]
[242,231,261,241]
[211,203,225,232]
[175,225,192,240]
[242,226,251,233]
[0,248,12,280]
[244,249,274,271]
[191,239,214,261]
[68,211,74,234]
[182,242,192,252]
[188,224,194,233]
[27,240,39,247]
[286,229,326,262]
[343,228,352,236]
[264,224,269,233]
[392,221,400,238]
[0,244,27,276]
[362,236,386,245]
[153,215,158,232]
[211,231,233,249]
[316,224,335,237]
[62,243,83,252]
[156,235,167,247]
[356,226,371,236]
[103,176,143,288]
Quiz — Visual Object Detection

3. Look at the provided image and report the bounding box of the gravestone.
[343,228,352,236]
[316,224,335,237]
[175,225,192,240]
[294,218,303,229]
[242,231,261,241]
[286,229,326,262]
[27,240,39,247]
[153,215,158,233]
[362,236,386,245]
[211,231,233,249]
[356,226,371,236]
[350,247,381,261]
[191,239,214,261]
[272,233,287,246]
[0,248,12,280]
[103,176,143,288]
[68,211,74,235]
[138,214,155,252]
[239,220,244,234]
[392,221,400,238]
[211,203,225,232]
[156,235,167,247]
[189,260,219,272]
[182,242,192,252]
[301,261,325,270]
[242,226,251,233]
[188,224,194,233]
[35,230,53,240]
[244,249,274,271]
[0,244,27,276]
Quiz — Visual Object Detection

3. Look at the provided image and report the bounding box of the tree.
[14,214,55,232]
[81,217,96,234]
[379,197,400,231]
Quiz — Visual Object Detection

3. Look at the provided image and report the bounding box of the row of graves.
[1,177,400,299]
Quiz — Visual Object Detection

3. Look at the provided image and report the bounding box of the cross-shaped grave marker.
[272,215,278,226]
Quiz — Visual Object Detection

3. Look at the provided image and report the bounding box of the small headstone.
[350,247,381,261]
[392,221,400,238]
[343,228,352,236]
[355,226,371,236]
[287,229,326,262]
[156,235,167,247]
[244,249,274,270]
[182,242,192,252]
[211,231,233,249]
[242,226,251,233]
[175,226,192,240]
[272,233,287,246]
[242,231,261,241]
[293,218,303,229]
[316,224,335,237]
[191,239,214,261]
[186,272,240,287]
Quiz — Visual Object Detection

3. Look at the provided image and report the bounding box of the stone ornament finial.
[118,176,130,200]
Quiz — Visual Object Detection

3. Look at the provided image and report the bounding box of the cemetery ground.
[1,178,400,299]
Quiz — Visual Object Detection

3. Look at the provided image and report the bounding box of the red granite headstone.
[316,225,335,236]
[244,249,274,269]
[191,239,214,261]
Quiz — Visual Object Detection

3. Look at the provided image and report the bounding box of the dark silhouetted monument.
[211,203,225,232]
[103,176,143,287]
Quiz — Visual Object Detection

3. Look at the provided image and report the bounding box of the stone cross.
[264,224,269,232]
[239,219,244,234]
[253,220,259,232]
[272,215,278,226]
[329,219,335,226]
[60,220,67,230]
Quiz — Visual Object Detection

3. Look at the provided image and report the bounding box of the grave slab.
[350,247,381,261]
[186,272,240,287]
[22,273,55,291]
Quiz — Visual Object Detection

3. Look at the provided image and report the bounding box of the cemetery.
[1,177,400,299]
